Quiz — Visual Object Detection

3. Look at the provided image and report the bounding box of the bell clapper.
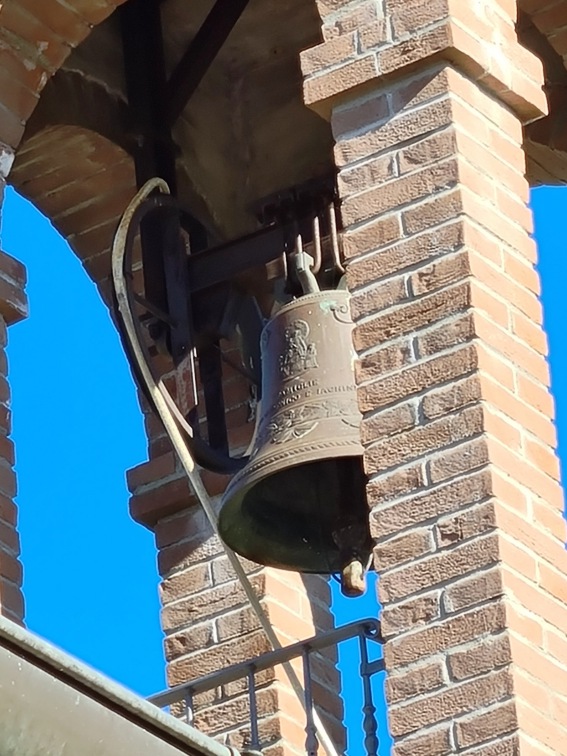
[340,556,367,598]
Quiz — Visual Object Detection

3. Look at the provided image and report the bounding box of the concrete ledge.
[0,615,237,756]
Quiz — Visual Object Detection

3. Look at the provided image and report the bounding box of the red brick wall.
[302,0,567,753]
[2,0,567,753]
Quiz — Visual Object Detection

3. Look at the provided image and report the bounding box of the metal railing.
[148,619,384,755]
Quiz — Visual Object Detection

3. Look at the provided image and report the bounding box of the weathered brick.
[158,534,224,578]
[193,687,279,735]
[359,18,390,50]
[356,339,413,383]
[354,281,470,351]
[381,591,442,636]
[300,33,357,77]
[455,701,518,749]
[435,501,496,548]
[443,568,504,614]
[391,0,444,37]
[365,403,483,475]
[402,187,463,236]
[342,158,459,225]
[417,312,476,358]
[161,575,265,632]
[386,659,446,704]
[0,494,17,527]
[379,533,500,602]
[361,401,417,445]
[0,549,23,585]
[211,554,260,586]
[448,632,512,681]
[359,343,478,413]
[340,154,397,200]
[422,374,482,419]
[384,602,507,669]
[160,564,212,605]
[0,578,24,621]
[0,521,19,556]
[167,630,272,686]
[304,54,378,109]
[164,622,216,661]
[389,668,514,737]
[335,98,453,164]
[410,250,470,296]
[127,452,177,491]
[392,725,452,756]
[367,463,427,507]
[371,469,493,537]
[321,1,380,40]
[342,214,402,260]
[429,437,489,484]
[374,528,434,571]
[350,274,408,320]
[347,220,464,287]
[333,93,390,139]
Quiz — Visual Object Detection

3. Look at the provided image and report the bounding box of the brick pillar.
[128,345,343,754]
[303,1,567,754]
[0,203,28,624]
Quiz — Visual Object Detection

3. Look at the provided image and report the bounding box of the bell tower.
[2,0,567,755]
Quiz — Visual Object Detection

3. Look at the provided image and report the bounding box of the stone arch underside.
[4,0,567,244]
[6,0,336,254]
[6,0,567,260]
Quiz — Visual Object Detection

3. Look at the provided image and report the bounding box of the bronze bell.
[218,289,373,595]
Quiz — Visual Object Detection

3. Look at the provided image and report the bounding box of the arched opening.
[4,186,164,695]
[0,2,564,752]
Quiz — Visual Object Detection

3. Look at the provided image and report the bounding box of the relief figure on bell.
[279,319,318,379]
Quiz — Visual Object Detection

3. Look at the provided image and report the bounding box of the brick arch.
[0,0,128,152]
[10,124,136,302]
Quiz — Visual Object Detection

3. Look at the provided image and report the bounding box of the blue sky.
[2,184,566,753]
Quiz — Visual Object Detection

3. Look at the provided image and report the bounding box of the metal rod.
[198,342,229,454]
[359,634,379,756]
[311,214,322,274]
[302,649,319,756]
[328,203,344,274]
[149,619,380,708]
[166,0,251,126]
[216,345,258,386]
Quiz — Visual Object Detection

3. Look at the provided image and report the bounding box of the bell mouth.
[218,456,372,574]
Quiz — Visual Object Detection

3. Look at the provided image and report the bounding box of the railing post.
[148,619,384,754]
[184,689,194,726]
[359,633,379,756]
[302,648,319,756]
[246,667,261,752]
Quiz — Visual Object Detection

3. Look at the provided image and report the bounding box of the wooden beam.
[165,0,250,127]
